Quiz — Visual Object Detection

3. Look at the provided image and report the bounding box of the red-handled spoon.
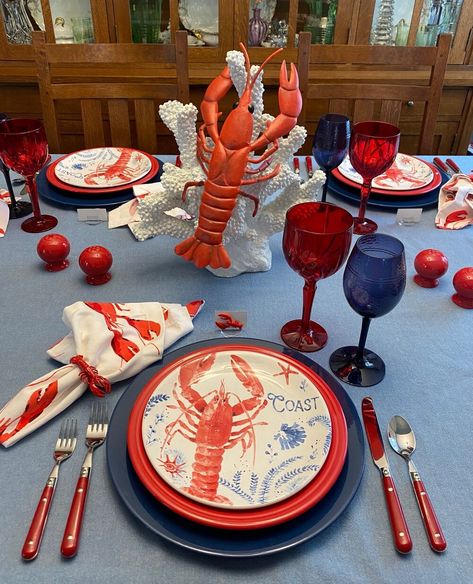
[388,415,447,553]
[433,157,451,176]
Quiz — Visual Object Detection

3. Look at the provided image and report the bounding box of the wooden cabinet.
[1,0,472,154]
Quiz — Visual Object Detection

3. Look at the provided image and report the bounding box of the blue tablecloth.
[1,156,472,583]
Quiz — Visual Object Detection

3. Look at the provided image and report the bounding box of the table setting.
[1,44,473,583]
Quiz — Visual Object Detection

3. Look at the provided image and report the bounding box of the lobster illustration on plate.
[83,148,142,186]
[174,44,302,270]
[161,352,268,505]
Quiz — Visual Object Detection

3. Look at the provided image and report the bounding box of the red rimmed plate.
[332,159,442,197]
[127,344,348,530]
[46,151,160,195]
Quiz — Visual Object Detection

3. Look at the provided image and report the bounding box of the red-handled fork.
[22,419,77,561]
[60,402,108,558]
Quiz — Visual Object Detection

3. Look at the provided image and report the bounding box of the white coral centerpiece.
[131,49,324,277]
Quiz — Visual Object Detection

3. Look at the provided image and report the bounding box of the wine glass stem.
[358,180,372,222]
[355,316,371,361]
[25,175,42,219]
[301,280,317,331]
[321,174,329,203]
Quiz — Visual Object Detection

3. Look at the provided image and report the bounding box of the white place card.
[396,208,423,226]
[77,208,108,224]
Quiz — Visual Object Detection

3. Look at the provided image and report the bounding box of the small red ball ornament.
[452,267,473,309]
[78,245,113,285]
[413,249,448,288]
[37,233,70,272]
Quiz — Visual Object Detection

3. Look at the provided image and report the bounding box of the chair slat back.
[297,32,451,154]
[33,31,189,153]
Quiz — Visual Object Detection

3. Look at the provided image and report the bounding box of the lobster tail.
[175,236,231,270]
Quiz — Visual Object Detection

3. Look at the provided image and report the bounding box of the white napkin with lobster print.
[0,299,204,447]
[435,174,473,229]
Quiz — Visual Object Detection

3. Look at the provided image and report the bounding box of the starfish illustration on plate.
[273,362,298,384]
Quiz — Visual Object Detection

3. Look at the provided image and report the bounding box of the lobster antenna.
[239,42,252,88]
[249,47,284,92]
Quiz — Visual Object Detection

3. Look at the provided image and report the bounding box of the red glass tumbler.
[0,118,57,233]
[280,202,353,352]
[349,121,400,235]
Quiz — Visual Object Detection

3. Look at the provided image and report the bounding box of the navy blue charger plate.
[328,168,449,209]
[37,158,163,208]
[106,338,365,558]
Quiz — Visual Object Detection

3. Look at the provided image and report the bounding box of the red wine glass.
[280,202,353,352]
[349,121,400,235]
[0,118,57,233]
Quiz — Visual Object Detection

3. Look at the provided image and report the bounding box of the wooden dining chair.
[297,32,451,154]
[32,30,189,153]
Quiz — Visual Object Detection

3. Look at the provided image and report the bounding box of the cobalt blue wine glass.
[312,113,350,203]
[329,233,406,387]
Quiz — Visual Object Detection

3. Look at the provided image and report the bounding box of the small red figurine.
[37,233,70,272]
[452,267,473,309]
[215,312,244,331]
[78,245,113,285]
[413,249,448,288]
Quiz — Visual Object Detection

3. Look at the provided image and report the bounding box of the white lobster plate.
[339,153,434,191]
[54,147,152,188]
[141,346,333,510]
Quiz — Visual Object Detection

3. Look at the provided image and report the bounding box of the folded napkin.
[435,174,473,230]
[0,198,9,237]
[0,300,204,447]
[108,183,163,229]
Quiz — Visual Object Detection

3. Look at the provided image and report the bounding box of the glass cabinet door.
[1,0,44,44]
[130,0,164,43]
[299,0,338,45]
[369,0,463,47]
[50,0,94,44]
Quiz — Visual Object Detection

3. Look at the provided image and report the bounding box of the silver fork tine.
[61,401,109,558]
[22,419,78,561]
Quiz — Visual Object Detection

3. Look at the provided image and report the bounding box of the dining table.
[0,154,472,584]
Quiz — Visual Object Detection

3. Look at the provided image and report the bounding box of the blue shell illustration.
[274,422,307,450]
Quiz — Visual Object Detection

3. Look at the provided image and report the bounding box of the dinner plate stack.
[107,338,365,557]
[37,147,162,208]
[329,153,449,209]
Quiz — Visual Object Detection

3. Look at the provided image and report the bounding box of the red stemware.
[349,121,400,235]
[280,202,353,352]
[0,118,57,233]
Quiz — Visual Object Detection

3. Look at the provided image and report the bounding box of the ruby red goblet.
[280,202,353,352]
[0,118,57,233]
[79,245,113,285]
[349,121,400,235]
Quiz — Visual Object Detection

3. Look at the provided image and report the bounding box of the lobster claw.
[278,61,302,119]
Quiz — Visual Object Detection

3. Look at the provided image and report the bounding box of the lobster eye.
[232,101,239,109]
[248,104,254,114]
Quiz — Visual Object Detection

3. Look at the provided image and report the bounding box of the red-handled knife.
[361,397,413,554]
[446,158,461,174]
[305,156,314,178]
[433,157,451,176]
[293,157,300,175]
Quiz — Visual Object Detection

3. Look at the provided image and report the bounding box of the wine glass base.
[9,201,33,219]
[353,217,378,235]
[280,319,328,352]
[21,214,58,233]
[329,345,385,387]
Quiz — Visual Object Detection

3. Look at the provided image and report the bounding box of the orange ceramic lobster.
[162,352,268,505]
[175,44,302,270]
